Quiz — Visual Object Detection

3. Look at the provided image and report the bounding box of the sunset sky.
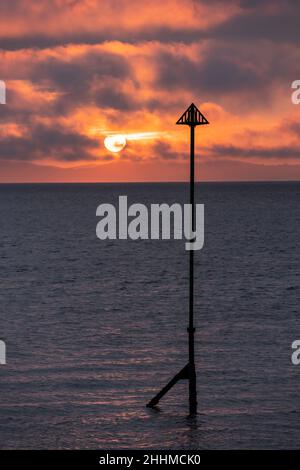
[0,0,300,182]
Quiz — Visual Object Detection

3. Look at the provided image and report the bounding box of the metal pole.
[188,124,197,415]
[147,104,208,414]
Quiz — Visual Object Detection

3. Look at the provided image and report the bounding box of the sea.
[0,181,299,449]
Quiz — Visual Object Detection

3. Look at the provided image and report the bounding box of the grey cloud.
[154,49,265,96]
[154,37,300,104]
[211,2,300,43]
[151,141,183,160]
[1,1,300,51]
[0,124,100,162]
[209,144,300,160]
[93,86,138,111]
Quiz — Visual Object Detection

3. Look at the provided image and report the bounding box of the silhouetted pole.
[147,103,209,415]
[188,123,197,414]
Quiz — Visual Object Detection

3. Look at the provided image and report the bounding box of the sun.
[104,134,127,153]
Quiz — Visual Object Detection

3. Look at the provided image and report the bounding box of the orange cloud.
[0,1,300,181]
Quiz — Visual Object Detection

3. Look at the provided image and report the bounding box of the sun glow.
[104,134,127,153]
[101,130,170,153]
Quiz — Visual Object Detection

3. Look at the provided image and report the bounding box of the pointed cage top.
[176,103,209,126]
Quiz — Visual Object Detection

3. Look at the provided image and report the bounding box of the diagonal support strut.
[146,363,191,409]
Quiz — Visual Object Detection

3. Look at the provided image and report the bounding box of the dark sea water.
[0,182,300,449]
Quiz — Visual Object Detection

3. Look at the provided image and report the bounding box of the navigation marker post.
[146,103,209,415]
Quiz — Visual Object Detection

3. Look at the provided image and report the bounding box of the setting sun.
[104,135,127,153]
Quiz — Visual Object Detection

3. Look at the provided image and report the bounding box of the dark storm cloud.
[0,125,100,162]
[93,86,138,111]
[1,1,300,51]
[30,50,133,112]
[211,1,300,43]
[27,50,133,113]
[0,49,134,116]
[31,50,131,89]
[209,144,300,160]
[151,141,182,160]
[154,50,264,95]
[0,31,198,51]
[154,35,300,102]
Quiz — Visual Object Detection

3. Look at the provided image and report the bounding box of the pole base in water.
[146,362,197,415]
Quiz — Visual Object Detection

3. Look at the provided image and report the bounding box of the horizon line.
[0,179,300,185]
